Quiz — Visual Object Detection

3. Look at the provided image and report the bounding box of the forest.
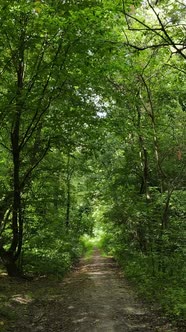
[0,0,185,328]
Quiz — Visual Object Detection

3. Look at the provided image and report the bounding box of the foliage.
[0,0,185,324]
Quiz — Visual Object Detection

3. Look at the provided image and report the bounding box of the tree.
[122,0,186,60]
[0,0,114,276]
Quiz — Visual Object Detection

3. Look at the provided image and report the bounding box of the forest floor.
[0,249,184,332]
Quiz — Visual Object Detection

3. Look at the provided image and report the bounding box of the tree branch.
[20,139,51,189]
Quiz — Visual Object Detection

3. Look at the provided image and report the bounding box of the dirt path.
[4,249,178,331]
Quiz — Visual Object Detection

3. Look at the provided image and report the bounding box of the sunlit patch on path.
[6,249,177,332]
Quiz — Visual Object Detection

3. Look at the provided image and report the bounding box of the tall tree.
[0,0,114,276]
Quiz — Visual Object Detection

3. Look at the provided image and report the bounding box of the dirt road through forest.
[4,249,178,332]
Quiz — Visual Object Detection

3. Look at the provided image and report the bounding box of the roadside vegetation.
[0,0,185,328]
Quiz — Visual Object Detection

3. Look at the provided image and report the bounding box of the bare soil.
[0,249,182,331]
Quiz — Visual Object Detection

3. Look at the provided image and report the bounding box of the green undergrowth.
[119,253,186,318]
[23,251,73,277]
[119,254,185,322]
[99,232,186,325]
[21,234,84,277]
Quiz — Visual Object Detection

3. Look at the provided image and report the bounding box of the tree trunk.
[162,188,173,230]
[0,247,22,277]
[66,153,71,228]
[137,106,150,200]
[140,74,166,192]
[7,27,25,270]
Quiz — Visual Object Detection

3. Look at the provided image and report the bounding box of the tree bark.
[2,24,25,276]
[0,247,21,277]
[66,153,71,228]
[137,105,150,200]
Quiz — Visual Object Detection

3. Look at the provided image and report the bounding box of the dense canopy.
[0,0,185,321]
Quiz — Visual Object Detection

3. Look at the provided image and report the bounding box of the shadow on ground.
[0,249,183,332]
